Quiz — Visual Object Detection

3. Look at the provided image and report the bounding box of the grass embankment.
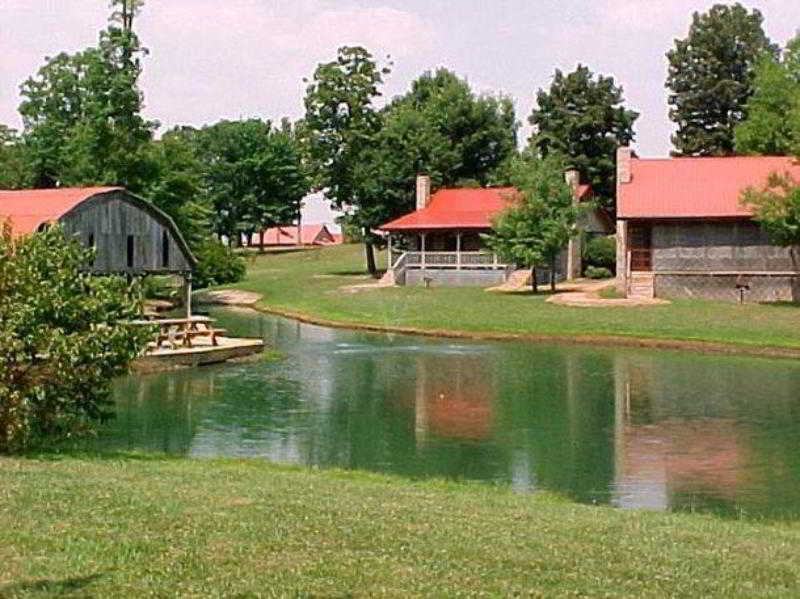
[231,244,800,353]
[3,455,800,597]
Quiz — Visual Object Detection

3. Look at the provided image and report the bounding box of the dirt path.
[545,279,670,307]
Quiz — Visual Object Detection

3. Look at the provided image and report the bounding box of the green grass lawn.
[3,455,800,597]
[231,244,800,352]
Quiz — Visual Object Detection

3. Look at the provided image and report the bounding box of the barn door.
[628,223,652,271]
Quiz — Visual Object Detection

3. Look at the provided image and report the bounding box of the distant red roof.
[251,224,337,246]
[618,156,800,219]
[0,187,122,235]
[381,185,592,231]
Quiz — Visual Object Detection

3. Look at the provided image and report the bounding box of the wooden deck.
[133,335,265,373]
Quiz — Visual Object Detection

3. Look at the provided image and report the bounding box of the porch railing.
[391,251,507,271]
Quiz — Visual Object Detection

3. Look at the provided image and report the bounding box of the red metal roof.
[380,187,518,231]
[618,156,800,219]
[0,187,122,235]
[251,224,336,246]
[380,185,592,231]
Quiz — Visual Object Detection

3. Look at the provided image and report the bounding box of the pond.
[98,308,800,520]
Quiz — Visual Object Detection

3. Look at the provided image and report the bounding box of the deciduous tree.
[0,224,150,452]
[528,65,637,214]
[735,35,800,156]
[303,46,390,276]
[741,173,800,258]
[482,155,585,292]
[666,3,778,156]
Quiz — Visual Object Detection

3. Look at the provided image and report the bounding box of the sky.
[2,1,800,221]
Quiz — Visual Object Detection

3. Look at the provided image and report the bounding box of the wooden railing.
[391,251,507,270]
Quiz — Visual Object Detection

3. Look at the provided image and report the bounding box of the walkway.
[545,280,670,308]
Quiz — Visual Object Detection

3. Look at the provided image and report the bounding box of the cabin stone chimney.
[565,168,582,280]
[416,174,431,211]
[617,146,632,185]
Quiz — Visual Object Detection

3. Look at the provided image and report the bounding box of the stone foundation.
[655,274,800,303]
[405,269,507,287]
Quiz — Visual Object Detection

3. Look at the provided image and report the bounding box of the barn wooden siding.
[59,190,194,274]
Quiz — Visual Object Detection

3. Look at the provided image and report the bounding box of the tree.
[734,35,800,156]
[0,125,30,189]
[666,3,778,156]
[190,119,310,247]
[109,0,145,33]
[18,12,157,189]
[352,69,519,234]
[741,172,800,259]
[528,65,637,214]
[0,223,150,452]
[303,46,390,276]
[482,155,585,292]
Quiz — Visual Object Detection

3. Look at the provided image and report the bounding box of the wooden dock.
[133,335,265,373]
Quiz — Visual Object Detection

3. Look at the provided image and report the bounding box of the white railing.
[394,251,507,270]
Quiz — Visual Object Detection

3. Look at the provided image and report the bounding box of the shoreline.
[207,298,800,360]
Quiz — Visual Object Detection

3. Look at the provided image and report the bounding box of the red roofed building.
[250,224,338,247]
[379,174,607,287]
[616,147,800,301]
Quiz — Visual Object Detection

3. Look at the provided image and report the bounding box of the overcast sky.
[3,1,800,159]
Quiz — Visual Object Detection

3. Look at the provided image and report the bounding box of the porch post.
[420,232,427,270]
[387,234,393,270]
[456,232,462,270]
[183,272,193,319]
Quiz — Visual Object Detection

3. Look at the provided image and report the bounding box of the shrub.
[192,238,246,289]
[0,223,151,452]
[583,235,616,273]
[585,265,613,279]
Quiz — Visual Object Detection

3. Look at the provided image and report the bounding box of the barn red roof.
[250,224,337,246]
[0,187,122,235]
[381,185,592,231]
[618,156,800,219]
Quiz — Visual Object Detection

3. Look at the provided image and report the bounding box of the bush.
[0,223,151,452]
[585,265,613,279]
[192,238,246,289]
[583,235,616,273]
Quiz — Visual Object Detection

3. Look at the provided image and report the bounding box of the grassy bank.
[231,244,800,352]
[3,455,800,597]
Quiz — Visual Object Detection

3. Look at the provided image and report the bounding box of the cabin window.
[127,235,135,268]
[161,230,170,268]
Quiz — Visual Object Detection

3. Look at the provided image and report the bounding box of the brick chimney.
[416,174,431,211]
[617,146,632,185]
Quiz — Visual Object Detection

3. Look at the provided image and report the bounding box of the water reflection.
[97,309,800,519]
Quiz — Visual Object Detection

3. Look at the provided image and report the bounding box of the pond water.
[98,308,800,519]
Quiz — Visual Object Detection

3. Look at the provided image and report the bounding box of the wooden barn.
[0,186,195,273]
[0,186,197,309]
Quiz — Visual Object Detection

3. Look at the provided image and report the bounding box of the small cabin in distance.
[0,186,196,275]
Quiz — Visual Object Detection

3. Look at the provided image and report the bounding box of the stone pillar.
[616,220,628,293]
[565,168,582,279]
[416,174,431,211]
[387,234,393,270]
[420,232,427,270]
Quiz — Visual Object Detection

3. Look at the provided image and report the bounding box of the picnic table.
[128,316,227,350]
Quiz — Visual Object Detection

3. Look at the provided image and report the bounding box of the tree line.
[1,2,799,279]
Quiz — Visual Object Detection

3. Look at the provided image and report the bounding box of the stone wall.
[656,274,800,302]
[406,269,507,287]
[652,221,795,272]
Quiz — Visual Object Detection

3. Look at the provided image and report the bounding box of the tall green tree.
[18,19,157,189]
[735,35,800,156]
[303,46,390,276]
[528,65,637,214]
[0,125,29,189]
[482,155,585,292]
[191,119,310,247]
[666,3,778,156]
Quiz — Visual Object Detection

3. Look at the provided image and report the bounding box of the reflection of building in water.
[413,352,493,443]
[612,355,753,511]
